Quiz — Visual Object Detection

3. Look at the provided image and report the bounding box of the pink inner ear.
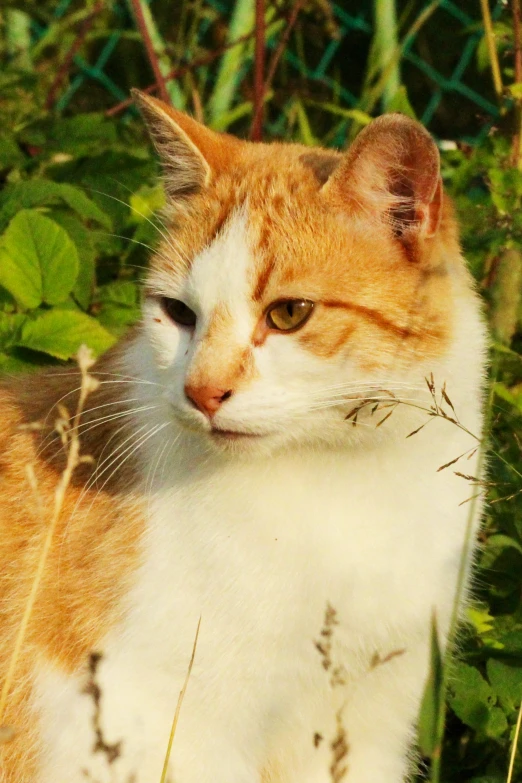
[423,175,443,238]
[321,114,442,244]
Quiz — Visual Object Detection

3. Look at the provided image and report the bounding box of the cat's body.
[0,97,486,783]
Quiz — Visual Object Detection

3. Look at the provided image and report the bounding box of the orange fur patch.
[0,346,144,780]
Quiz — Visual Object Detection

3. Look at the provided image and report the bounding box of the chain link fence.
[27,0,506,142]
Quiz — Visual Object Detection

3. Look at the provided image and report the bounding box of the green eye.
[162,298,197,327]
[266,299,314,332]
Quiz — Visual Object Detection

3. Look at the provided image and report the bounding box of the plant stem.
[429,363,498,782]
[513,0,522,169]
[128,0,171,104]
[159,617,201,783]
[480,0,503,101]
[251,0,265,140]
[374,0,400,110]
[507,698,522,783]
[0,348,97,724]
[45,0,104,110]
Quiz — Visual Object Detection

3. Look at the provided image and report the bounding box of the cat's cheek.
[143,305,187,370]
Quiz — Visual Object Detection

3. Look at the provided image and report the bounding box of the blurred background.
[1,2,522,782]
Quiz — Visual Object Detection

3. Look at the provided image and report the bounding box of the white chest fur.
[35,413,480,783]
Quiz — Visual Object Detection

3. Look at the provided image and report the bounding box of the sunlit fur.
[0,96,487,783]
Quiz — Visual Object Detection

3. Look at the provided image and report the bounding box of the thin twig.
[0,347,98,723]
[480,0,503,100]
[262,0,305,100]
[44,0,105,110]
[250,0,266,141]
[106,29,257,116]
[159,617,201,783]
[512,0,522,169]
[249,0,306,136]
[129,0,170,104]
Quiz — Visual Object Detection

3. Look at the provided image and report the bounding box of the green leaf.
[487,534,522,558]
[448,662,496,733]
[49,212,96,310]
[305,100,372,126]
[0,351,35,374]
[0,210,79,309]
[47,113,118,157]
[94,281,141,335]
[130,184,165,224]
[0,179,111,232]
[487,660,522,712]
[16,310,115,360]
[0,131,24,170]
[468,606,495,635]
[483,706,508,739]
[0,312,27,350]
[418,615,444,757]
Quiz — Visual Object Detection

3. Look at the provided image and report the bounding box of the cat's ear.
[322,113,442,252]
[132,90,240,199]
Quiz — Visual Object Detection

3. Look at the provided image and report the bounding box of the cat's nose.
[184,384,233,417]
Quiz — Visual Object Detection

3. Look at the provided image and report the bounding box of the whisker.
[41,405,159,463]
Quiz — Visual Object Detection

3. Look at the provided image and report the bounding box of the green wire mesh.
[30,0,504,143]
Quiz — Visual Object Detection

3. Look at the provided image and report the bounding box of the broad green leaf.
[95,281,141,335]
[0,312,27,349]
[487,660,522,712]
[0,179,111,231]
[16,310,115,360]
[47,113,118,157]
[0,210,79,309]
[418,615,444,757]
[49,152,155,226]
[483,706,508,739]
[448,662,495,733]
[50,212,96,310]
[0,351,34,374]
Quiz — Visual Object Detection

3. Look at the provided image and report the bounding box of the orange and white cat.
[0,92,487,783]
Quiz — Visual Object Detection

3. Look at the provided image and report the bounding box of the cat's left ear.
[132,90,241,199]
[321,113,443,253]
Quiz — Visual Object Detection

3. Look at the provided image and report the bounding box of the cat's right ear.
[132,90,240,200]
[321,113,443,259]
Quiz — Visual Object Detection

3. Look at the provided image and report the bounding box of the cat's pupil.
[162,297,197,328]
[266,299,314,332]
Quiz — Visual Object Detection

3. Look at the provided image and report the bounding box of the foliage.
[0,85,158,372]
[1,1,522,782]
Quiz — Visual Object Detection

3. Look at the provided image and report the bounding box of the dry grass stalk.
[329,709,349,782]
[479,0,504,100]
[507,697,522,783]
[159,616,201,783]
[0,345,99,725]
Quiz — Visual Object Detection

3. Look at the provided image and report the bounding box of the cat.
[0,90,487,783]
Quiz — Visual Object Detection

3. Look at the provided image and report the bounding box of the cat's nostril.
[184,384,233,417]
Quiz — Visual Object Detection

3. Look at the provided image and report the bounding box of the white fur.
[35,211,487,783]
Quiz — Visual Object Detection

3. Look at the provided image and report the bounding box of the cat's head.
[131,90,467,455]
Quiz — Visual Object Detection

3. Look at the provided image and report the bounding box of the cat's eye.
[266,299,314,332]
[161,298,197,327]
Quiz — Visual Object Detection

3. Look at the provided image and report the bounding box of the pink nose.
[184,384,232,417]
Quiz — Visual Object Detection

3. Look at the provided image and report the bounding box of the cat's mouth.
[210,427,263,440]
